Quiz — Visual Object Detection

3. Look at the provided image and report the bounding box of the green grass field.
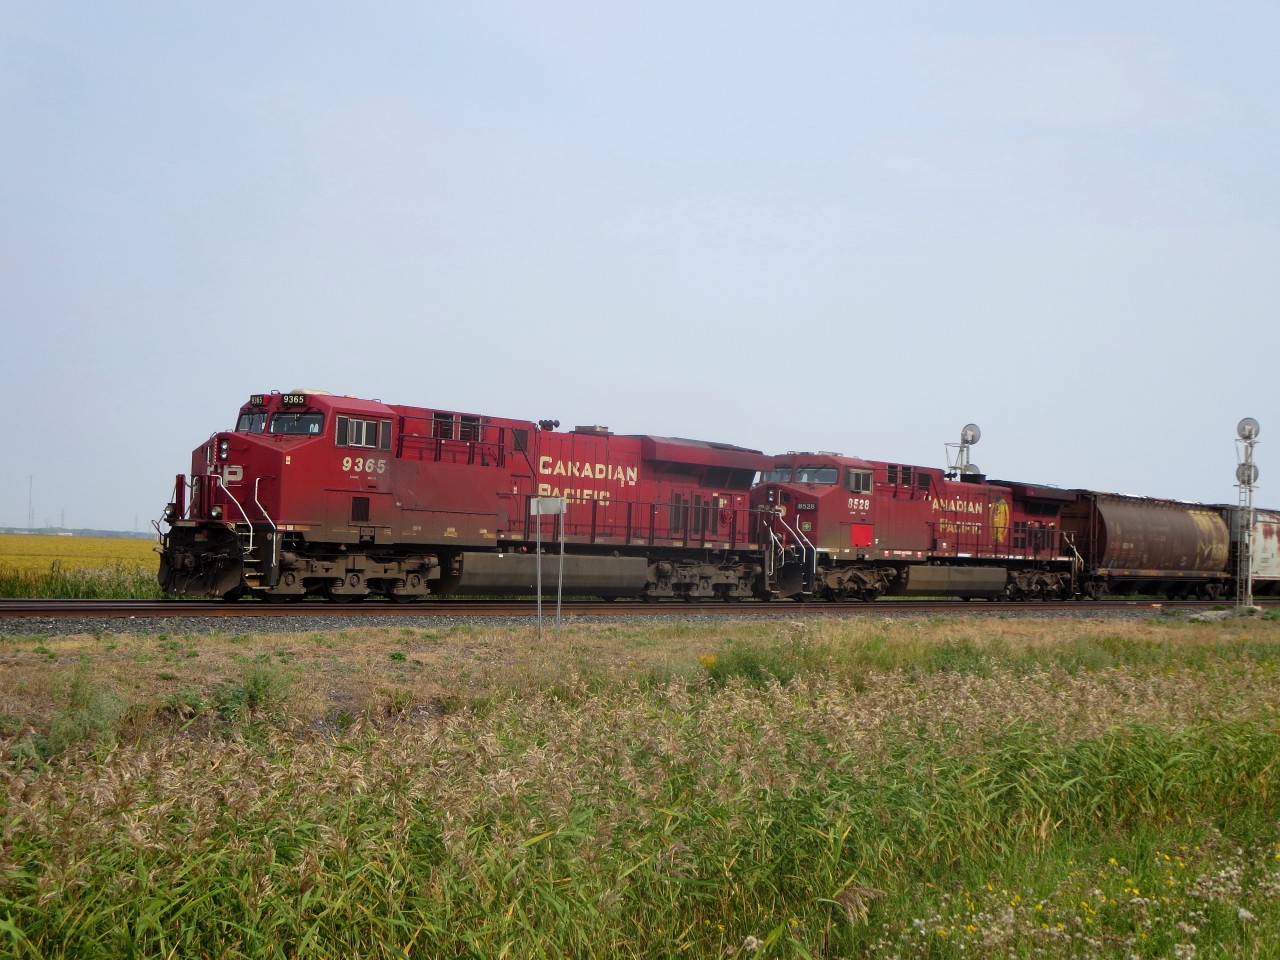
[2,615,1279,958]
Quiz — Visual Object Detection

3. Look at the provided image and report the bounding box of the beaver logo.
[990,498,1010,544]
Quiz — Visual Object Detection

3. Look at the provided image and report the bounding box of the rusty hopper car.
[1059,493,1231,599]
[159,391,771,601]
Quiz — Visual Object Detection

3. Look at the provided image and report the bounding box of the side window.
[513,428,529,452]
[846,470,872,494]
[352,421,374,447]
[886,465,898,485]
[459,416,481,442]
[336,416,385,449]
[433,413,454,440]
[917,473,931,493]
[901,466,913,487]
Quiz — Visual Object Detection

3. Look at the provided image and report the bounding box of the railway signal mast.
[1236,417,1260,609]
[945,423,982,479]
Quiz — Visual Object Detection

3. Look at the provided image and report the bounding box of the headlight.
[210,506,223,520]
[218,440,230,461]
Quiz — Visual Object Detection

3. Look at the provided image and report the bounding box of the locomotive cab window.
[269,412,325,435]
[760,468,792,483]
[236,412,267,434]
[846,470,872,494]
[794,466,837,484]
[336,417,392,450]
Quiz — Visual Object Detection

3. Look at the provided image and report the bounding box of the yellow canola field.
[0,534,157,573]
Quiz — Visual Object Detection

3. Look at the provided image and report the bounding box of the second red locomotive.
[751,451,1077,601]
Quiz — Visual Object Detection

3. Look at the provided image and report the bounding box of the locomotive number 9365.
[342,456,387,474]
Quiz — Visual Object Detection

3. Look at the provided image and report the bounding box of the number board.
[281,393,307,406]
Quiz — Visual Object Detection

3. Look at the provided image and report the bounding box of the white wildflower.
[742,934,761,952]
[1238,907,1255,922]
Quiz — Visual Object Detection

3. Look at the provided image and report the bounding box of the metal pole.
[535,504,543,643]
[1235,418,1260,611]
[556,509,565,633]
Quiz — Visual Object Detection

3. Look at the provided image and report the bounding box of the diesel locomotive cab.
[752,455,889,601]
[158,392,323,598]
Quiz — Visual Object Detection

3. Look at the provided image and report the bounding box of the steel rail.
[0,597,1257,621]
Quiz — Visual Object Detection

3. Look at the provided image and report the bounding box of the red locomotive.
[158,391,1273,602]
[751,451,1077,601]
[159,390,771,601]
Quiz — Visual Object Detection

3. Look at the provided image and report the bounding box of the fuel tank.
[891,565,1008,598]
[450,552,649,596]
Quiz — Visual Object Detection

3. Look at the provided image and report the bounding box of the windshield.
[269,412,325,436]
[236,412,267,434]
[760,468,792,483]
[794,466,838,484]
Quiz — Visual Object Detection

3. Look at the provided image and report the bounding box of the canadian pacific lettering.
[536,457,638,504]
[932,496,989,536]
[538,457,638,484]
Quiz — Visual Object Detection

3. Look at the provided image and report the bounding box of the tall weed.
[0,560,162,599]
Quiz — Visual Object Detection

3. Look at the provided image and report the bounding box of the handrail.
[213,473,255,553]
[252,477,277,535]
[762,525,785,581]
[253,477,279,575]
[774,512,818,591]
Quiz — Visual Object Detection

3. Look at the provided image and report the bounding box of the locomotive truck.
[158,390,1276,602]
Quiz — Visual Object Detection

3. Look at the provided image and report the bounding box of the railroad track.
[0,597,1246,621]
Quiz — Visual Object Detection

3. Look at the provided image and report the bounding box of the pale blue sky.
[2,1,1277,530]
